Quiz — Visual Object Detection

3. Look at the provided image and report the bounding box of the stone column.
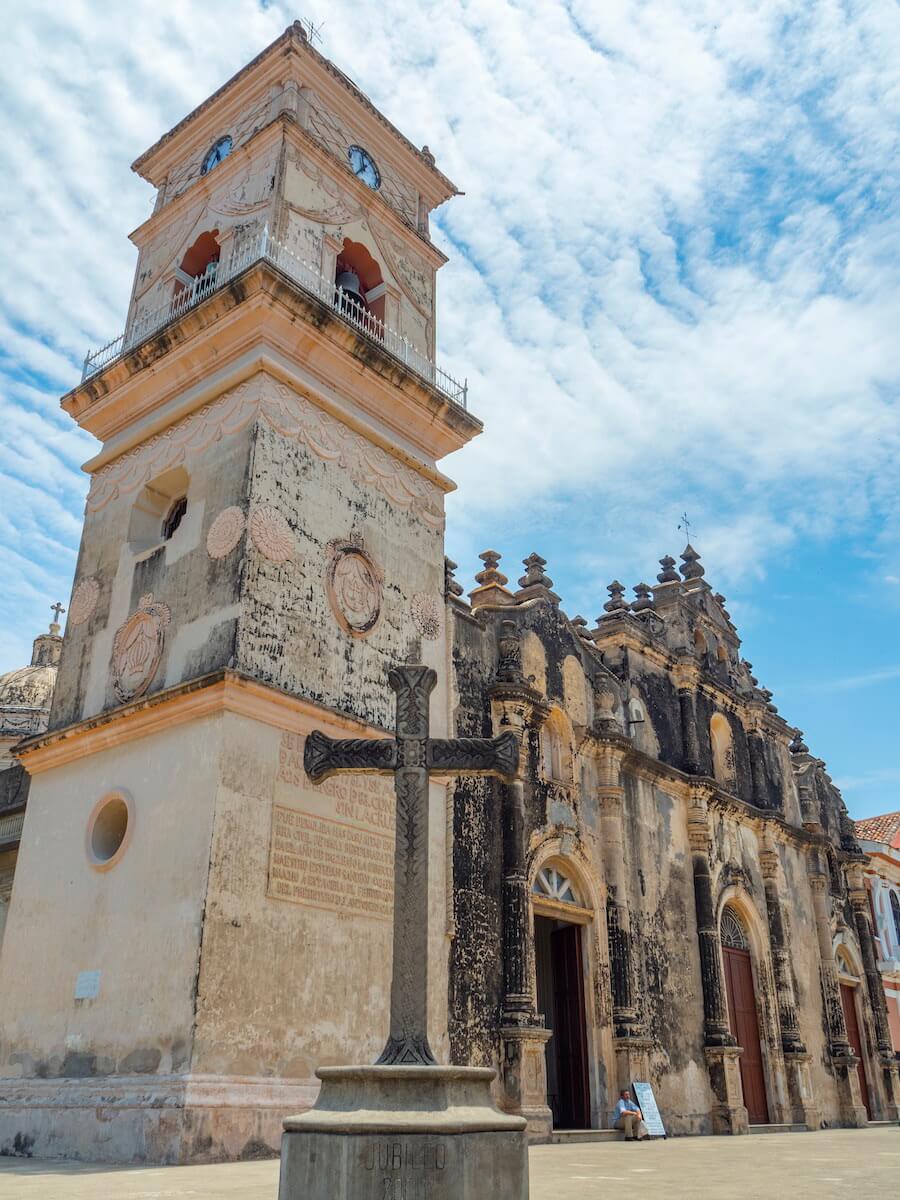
[759,839,819,1128]
[847,865,899,1121]
[688,786,747,1134]
[808,859,867,1127]
[593,731,652,1092]
[675,663,701,776]
[489,626,553,1138]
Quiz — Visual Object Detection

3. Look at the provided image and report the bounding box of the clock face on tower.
[201,135,233,176]
[348,144,381,190]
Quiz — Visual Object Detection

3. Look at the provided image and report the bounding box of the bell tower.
[0,23,479,1164]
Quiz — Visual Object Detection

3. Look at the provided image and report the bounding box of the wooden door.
[840,983,872,1120]
[724,946,769,1124]
[551,924,591,1128]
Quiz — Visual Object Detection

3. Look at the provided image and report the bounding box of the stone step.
[549,1129,621,1144]
[748,1123,808,1134]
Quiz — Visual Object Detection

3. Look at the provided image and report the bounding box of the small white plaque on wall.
[74,970,101,1000]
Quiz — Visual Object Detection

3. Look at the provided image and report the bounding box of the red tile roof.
[854,811,900,847]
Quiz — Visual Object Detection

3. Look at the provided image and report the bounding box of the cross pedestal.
[278,665,529,1200]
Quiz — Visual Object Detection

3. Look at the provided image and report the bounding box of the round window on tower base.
[86,791,133,871]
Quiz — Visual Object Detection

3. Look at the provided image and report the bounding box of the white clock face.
[348,144,381,190]
[201,135,233,176]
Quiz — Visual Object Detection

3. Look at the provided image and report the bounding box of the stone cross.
[304,664,518,1066]
[51,601,65,623]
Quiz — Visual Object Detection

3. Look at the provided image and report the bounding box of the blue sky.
[1,1,898,819]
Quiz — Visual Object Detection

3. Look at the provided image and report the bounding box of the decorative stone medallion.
[326,541,384,637]
[411,592,442,641]
[206,506,246,559]
[111,593,171,703]
[248,505,294,563]
[68,577,100,626]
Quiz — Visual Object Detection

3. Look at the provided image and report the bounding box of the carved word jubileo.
[305,663,518,1065]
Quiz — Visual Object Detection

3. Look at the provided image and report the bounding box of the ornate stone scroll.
[304,663,518,1067]
[111,593,171,702]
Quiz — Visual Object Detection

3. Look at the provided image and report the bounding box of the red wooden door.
[840,983,872,1120]
[551,924,591,1128]
[724,946,769,1124]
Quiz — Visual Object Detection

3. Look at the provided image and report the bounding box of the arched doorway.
[532,863,592,1130]
[721,906,770,1124]
[836,947,872,1120]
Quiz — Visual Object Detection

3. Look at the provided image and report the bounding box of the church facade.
[0,23,897,1165]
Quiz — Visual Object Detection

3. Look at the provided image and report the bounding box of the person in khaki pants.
[613,1089,649,1140]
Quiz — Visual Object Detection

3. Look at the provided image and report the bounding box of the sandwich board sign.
[631,1080,666,1138]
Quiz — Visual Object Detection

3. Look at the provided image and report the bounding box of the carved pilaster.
[689,787,733,1047]
[674,662,701,775]
[783,1052,821,1130]
[880,1056,900,1124]
[848,874,894,1057]
[593,737,642,1039]
[705,1046,748,1135]
[759,842,804,1054]
[807,868,852,1056]
[499,1025,553,1139]
[746,727,769,810]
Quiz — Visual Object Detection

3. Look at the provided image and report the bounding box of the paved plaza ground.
[0,1128,898,1199]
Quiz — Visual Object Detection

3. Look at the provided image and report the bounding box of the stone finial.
[496,619,525,684]
[444,557,464,599]
[680,544,705,581]
[789,730,809,755]
[713,591,732,618]
[760,687,778,713]
[475,550,508,588]
[657,555,679,584]
[515,552,560,604]
[742,659,759,686]
[421,145,436,167]
[602,581,628,615]
[518,553,552,590]
[632,582,653,612]
[571,615,594,642]
[469,550,514,608]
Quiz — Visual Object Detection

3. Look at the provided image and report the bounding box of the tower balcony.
[80,225,468,410]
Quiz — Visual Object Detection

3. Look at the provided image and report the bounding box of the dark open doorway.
[534,914,591,1129]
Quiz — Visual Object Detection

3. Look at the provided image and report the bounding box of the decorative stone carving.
[86,376,444,530]
[206,506,246,559]
[68,578,100,627]
[111,593,171,703]
[326,541,384,637]
[411,593,442,640]
[248,506,294,563]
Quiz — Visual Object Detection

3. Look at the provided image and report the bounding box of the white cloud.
[1,0,900,670]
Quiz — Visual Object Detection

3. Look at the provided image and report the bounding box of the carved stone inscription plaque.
[268,805,394,920]
[362,1138,449,1198]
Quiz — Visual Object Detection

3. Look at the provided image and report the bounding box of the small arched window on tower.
[172,230,221,313]
[334,238,386,334]
[540,708,574,785]
[710,713,738,794]
[694,627,708,658]
[162,495,188,541]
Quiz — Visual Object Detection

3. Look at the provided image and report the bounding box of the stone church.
[0,22,896,1164]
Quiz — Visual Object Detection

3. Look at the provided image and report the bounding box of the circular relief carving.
[206,506,246,559]
[68,577,100,626]
[411,592,442,640]
[111,593,171,703]
[248,505,294,563]
[326,542,384,638]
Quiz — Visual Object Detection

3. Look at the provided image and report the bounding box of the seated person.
[613,1088,649,1141]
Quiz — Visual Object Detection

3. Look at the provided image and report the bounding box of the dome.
[0,613,63,739]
